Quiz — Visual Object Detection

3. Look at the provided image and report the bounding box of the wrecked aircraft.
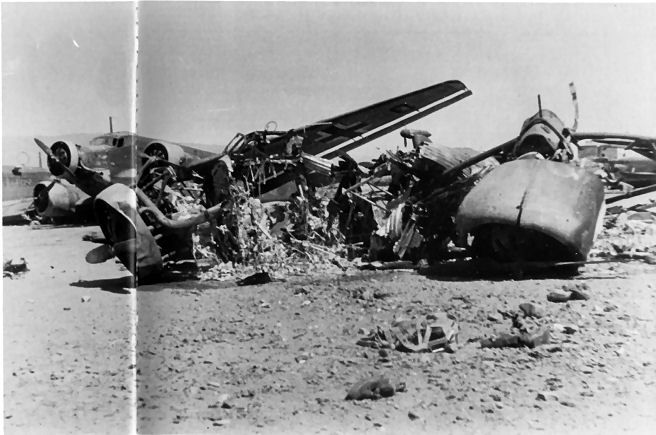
[360,105,616,269]
[37,80,472,282]
[29,119,217,223]
[3,164,53,224]
[33,80,656,282]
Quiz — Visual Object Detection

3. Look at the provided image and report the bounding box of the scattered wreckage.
[32,81,656,282]
[360,106,608,271]
[3,258,29,279]
[34,80,472,283]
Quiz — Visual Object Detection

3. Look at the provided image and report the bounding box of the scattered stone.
[487,313,501,323]
[408,410,420,421]
[548,286,590,303]
[206,381,221,390]
[536,392,558,401]
[240,389,255,398]
[237,271,272,286]
[563,283,590,300]
[480,329,550,349]
[569,289,590,301]
[345,376,397,401]
[563,325,578,335]
[212,419,231,426]
[316,397,330,405]
[295,353,309,364]
[553,324,578,335]
[547,291,571,303]
[519,302,544,318]
[218,393,231,408]
[81,296,91,303]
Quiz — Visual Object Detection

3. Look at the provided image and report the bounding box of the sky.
[3,2,656,162]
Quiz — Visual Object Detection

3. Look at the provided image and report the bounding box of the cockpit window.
[112,137,125,148]
[90,136,108,147]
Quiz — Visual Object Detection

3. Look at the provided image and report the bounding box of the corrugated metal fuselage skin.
[456,159,605,261]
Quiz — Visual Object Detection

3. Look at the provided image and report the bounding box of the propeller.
[569,82,579,132]
[32,178,59,213]
[34,138,77,179]
[32,138,76,213]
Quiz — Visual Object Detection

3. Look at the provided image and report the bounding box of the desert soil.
[3,225,656,434]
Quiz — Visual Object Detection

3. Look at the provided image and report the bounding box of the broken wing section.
[299,80,472,159]
[572,133,656,162]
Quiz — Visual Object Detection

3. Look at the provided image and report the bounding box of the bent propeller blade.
[34,137,77,178]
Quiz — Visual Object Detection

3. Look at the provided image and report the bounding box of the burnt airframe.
[357,106,606,271]
[37,80,472,282]
[37,80,656,282]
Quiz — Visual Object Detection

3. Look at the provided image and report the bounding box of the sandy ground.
[3,225,656,434]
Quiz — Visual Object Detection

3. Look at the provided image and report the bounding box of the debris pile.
[590,203,656,264]
[191,185,354,282]
[184,133,654,282]
[3,258,29,279]
[357,312,459,353]
[547,283,591,303]
[330,135,500,266]
[345,375,406,401]
[480,303,551,349]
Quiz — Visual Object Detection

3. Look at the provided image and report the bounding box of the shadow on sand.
[70,276,134,294]
[418,258,585,282]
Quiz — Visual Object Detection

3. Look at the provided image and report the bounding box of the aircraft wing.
[292,80,472,159]
[573,132,656,161]
[2,198,34,225]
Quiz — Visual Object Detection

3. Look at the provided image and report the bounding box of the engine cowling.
[33,179,87,217]
[143,142,186,165]
[48,141,80,176]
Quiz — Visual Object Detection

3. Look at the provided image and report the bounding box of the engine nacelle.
[33,179,87,217]
[48,141,81,176]
[143,142,186,165]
